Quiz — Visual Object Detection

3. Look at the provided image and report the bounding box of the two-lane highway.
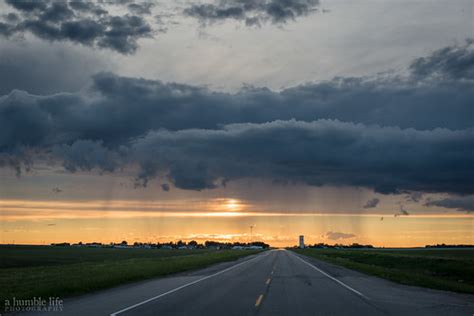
[25,249,474,315]
[114,249,381,316]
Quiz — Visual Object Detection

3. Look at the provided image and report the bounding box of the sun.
[224,199,241,211]
[207,198,246,213]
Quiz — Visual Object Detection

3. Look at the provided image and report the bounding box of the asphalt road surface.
[23,249,474,316]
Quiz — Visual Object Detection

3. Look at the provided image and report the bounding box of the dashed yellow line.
[266,278,271,285]
[255,294,264,307]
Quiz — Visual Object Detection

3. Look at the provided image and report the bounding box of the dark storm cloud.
[0,41,473,193]
[0,150,31,177]
[363,198,380,209]
[53,140,120,173]
[425,196,474,212]
[84,69,474,133]
[0,23,12,36]
[1,67,471,150]
[129,120,474,193]
[5,0,47,12]
[405,191,423,203]
[410,39,474,80]
[184,0,319,26]
[0,0,154,54]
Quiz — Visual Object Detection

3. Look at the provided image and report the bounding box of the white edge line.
[290,251,369,300]
[110,252,267,315]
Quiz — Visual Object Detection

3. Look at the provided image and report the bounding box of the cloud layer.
[410,39,474,80]
[0,0,322,54]
[425,196,474,213]
[184,0,319,26]
[0,40,473,194]
[363,198,380,209]
[0,0,154,54]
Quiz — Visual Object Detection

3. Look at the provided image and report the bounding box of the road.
[24,249,474,315]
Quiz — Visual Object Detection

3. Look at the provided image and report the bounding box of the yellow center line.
[255,294,264,307]
[266,278,271,285]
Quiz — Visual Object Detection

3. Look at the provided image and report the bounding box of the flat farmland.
[294,248,474,294]
[0,245,261,303]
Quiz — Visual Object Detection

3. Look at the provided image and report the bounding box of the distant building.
[299,235,305,249]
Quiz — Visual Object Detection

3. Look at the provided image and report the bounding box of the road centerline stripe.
[110,252,268,316]
[289,251,369,300]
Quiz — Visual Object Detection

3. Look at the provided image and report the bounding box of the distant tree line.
[305,243,374,249]
[425,244,474,248]
[51,240,270,249]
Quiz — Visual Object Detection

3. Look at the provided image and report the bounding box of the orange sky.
[1,199,473,247]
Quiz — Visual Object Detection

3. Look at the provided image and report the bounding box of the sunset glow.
[0,0,473,251]
[1,199,472,247]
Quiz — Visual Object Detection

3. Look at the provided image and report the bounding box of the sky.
[0,0,473,247]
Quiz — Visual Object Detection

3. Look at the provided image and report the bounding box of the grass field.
[0,245,261,305]
[0,245,217,268]
[293,248,474,294]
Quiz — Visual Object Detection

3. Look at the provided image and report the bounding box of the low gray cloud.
[425,195,474,213]
[363,198,380,209]
[0,41,473,194]
[128,120,474,193]
[184,0,319,26]
[405,191,423,203]
[395,205,409,217]
[0,150,31,177]
[325,231,355,240]
[53,140,120,173]
[0,0,154,54]
[410,39,474,80]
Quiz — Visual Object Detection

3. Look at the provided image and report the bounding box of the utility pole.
[249,225,254,243]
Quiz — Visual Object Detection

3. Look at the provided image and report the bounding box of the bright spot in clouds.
[224,199,242,212]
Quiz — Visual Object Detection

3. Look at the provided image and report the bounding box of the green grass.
[0,245,215,268]
[0,246,261,305]
[293,248,474,294]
